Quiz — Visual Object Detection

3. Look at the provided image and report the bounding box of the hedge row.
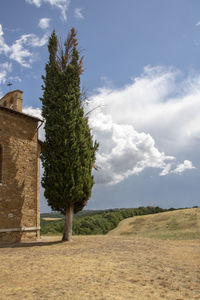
[41,206,174,235]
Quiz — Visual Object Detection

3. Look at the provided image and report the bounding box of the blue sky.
[1,0,200,212]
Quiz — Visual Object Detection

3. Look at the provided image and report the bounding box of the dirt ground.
[0,235,200,300]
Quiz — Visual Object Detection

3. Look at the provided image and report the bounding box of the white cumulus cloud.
[23,106,44,140]
[0,62,12,84]
[9,37,33,67]
[172,160,195,174]
[0,24,49,67]
[86,66,198,184]
[0,24,10,55]
[26,0,70,21]
[89,111,174,184]
[0,70,8,84]
[0,24,3,36]
[26,0,41,6]
[88,66,200,154]
[159,163,172,176]
[74,8,84,19]
[38,18,51,29]
[22,65,198,185]
[23,106,42,119]
[8,76,22,83]
[0,62,12,72]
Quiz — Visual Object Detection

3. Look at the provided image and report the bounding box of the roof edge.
[0,105,42,122]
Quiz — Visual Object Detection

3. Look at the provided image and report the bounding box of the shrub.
[41,206,174,236]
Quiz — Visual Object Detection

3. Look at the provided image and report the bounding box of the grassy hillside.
[40,206,171,235]
[108,207,200,240]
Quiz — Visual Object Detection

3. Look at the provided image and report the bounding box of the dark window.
[0,145,2,183]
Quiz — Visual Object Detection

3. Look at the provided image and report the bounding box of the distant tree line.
[41,206,175,236]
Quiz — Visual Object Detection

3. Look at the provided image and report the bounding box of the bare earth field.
[0,235,200,300]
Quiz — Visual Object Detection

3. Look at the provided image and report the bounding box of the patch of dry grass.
[0,235,200,299]
[108,208,200,240]
[42,217,62,221]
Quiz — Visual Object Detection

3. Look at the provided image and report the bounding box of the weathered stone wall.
[0,108,40,242]
[0,90,23,112]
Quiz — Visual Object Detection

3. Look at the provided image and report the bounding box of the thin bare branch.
[85,105,104,117]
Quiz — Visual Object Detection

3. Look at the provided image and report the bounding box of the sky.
[1,0,200,212]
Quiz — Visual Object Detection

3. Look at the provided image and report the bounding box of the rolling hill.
[108,207,200,240]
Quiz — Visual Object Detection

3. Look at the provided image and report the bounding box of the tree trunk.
[62,205,74,241]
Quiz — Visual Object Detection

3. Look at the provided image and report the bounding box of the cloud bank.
[88,66,200,152]
[90,114,175,184]
[86,66,198,184]
[22,66,198,185]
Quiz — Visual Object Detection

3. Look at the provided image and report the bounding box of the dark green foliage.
[40,212,64,219]
[41,206,175,235]
[41,28,98,216]
[40,218,64,235]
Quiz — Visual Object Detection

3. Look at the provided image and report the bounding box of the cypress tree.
[41,28,98,241]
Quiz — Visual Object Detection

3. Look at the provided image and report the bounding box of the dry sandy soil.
[0,235,200,299]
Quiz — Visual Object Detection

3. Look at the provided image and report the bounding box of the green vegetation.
[41,212,64,219]
[41,28,98,241]
[118,207,200,240]
[40,206,172,236]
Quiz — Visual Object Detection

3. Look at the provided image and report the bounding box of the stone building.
[0,90,42,242]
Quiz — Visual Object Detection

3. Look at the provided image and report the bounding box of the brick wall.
[0,108,40,242]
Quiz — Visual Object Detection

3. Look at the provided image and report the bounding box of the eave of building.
[0,105,42,122]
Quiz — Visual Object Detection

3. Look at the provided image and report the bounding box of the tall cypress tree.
[41,28,98,241]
